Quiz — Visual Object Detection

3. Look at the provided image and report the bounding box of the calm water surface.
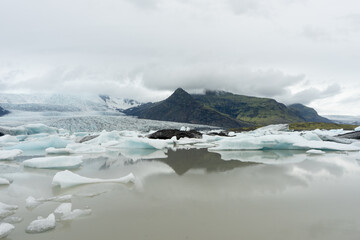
[1,149,360,240]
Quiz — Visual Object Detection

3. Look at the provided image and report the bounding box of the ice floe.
[52,170,135,188]
[0,177,10,185]
[0,202,18,219]
[0,149,22,160]
[23,156,83,169]
[5,136,69,152]
[26,213,56,233]
[306,149,326,155]
[26,195,72,210]
[45,147,74,155]
[0,135,19,147]
[54,203,92,221]
[0,223,15,239]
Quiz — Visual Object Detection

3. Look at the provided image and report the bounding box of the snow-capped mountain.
[0,93,142,113]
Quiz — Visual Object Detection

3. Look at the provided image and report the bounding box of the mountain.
[288,104,332,123]
[324,115,360,125]
[192,90,304,126]
[0,106,10,117]
[124,88,249,128]
[0,93,142,112]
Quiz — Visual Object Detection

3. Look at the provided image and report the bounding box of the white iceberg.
[306,149,326,155]
[52,170,135,188]
[26,213,56,233]
[66,143,106,154]
[45,147,74,155]
[0,149,23,160]
[0,177,10,185]
[5,136,69,152]
[0,135,19,147]
[26,195,72,210]
[0,202,18,219]
[54,203,92,221]
[23,156,83,169]
[0,223,15,239]
[0,123,58,136]
[355,126,360,131]
[2,216,23,224]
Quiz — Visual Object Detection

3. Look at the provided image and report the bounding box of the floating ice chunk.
[254,124,289,134]
[45,147,74,155]
[0,223,15,239]
[54,203,92,221]
[26,195,72,210]
[23,156,83,169]
[52,170,135,188]
[0,135,19,146]
[210,134,360,151]
[2,216,23,224]
[0,177,10,185]
[26,213,56,233]
[0,202,18,219]
[66,143,106,154]
[306,149,326,155]
[180,126,186,131]
[5,136,69,151]
[0,149,23,160]
[355,126,360,131]
[0,124,58,136]
[86,130,121,145]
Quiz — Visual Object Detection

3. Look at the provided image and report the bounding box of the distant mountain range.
[0,106,9,117]
[124,88,332,128]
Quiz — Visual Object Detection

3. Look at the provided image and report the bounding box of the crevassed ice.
[23,156,83,169]
[52,170,135,188]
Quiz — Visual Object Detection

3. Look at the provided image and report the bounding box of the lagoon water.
[2,148,360,240]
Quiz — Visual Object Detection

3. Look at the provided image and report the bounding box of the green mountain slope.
[192,90,304,126]
[288,104,332,123]
[124,88,249,128]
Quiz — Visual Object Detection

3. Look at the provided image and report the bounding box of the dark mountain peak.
[288,103,332,123]
[0,106,10,117]
[166,88,195,106]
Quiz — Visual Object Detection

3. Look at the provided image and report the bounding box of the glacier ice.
[5,136,69,152]
[54,203,92,221]
[23,156,83,169]
[45,147,74,154]
[0,135,19,147]
[355,126,360,131]
[0,223,15,239]
[66,143,106,154]
[306,149,326,155]
[26,213,56,233]
[2,216,23,224]
[0,177,10,185]
[0,149,22,160]
[26,195,72,210]
[52,170,135,188]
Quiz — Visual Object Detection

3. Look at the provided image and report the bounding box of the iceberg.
[0,149,22,160]
[355,126,360,131]
[306,149,326,155]
[26,213,56,233]
[0,177,10,185]
[54,203,92,221]
[0,223,15,239]
[45,147,74,155]
[0,202,18,219]
[5,136,69,152]
[0,135,19,147]
[2,216,23,224]
[52,170,135,188]
[0,123,58,136]
[66,143,106,154]
[23,156,83,169]
[26,195,72,210]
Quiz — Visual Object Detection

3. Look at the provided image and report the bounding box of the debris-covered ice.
[0,149,22,160]
[26,195,72,210]
[26,213,56,233]
[0,223,15,239]
[23,156,83,169]
[52,170,135,188]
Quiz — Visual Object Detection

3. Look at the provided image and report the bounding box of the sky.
[0,0,360,115]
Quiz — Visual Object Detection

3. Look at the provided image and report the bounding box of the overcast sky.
[0,0,359,115]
